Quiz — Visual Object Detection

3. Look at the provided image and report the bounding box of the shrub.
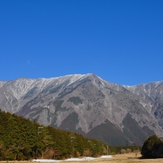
[126,148,131,153]
[141,135,163,158]
[120,149,126,154]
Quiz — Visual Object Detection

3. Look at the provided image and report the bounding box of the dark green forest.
[0,109,141,160]
[0,109,108,160]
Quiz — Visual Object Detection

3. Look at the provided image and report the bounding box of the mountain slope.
[125,82,163,133]
[0,74,163,146]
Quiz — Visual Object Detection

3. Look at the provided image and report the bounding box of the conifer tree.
[141,135,163,158]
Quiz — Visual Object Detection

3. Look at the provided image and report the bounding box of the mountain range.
[0,73,163,146]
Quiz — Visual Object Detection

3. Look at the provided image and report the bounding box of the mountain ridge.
[0,73,163,146]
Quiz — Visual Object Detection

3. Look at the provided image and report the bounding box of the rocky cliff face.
[125,82,163,133]
[0,74,163,146]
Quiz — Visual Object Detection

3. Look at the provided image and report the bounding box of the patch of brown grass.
[2,153,163,163]
[60,153,163,163]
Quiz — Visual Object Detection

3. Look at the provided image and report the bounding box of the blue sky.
[0,0,163,85]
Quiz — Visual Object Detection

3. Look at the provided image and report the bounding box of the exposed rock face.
[0,74,163,146]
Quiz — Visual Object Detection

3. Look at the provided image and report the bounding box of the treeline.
[109,146,141,155]
[0,110,107,160]
[0,109,141,160]
[141,135,163,158]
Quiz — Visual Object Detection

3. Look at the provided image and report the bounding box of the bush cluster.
[141,135,163,158]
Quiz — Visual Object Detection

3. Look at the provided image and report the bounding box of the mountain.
[0,74,163,146]
[124,82,163,134]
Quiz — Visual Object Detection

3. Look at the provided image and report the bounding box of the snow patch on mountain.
[0,81,6,88]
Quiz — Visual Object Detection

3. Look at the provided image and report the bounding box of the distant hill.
[0,74,163,146]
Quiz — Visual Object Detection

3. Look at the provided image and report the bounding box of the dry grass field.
[60,153,163,163]
[2,153,163,163]
[92,153,163,163]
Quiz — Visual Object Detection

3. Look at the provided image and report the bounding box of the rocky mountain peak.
[0,74,163,146]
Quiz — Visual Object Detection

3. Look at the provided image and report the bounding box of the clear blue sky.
[0,0,163,85]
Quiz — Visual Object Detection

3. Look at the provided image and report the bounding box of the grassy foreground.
[2,153,163,163]
[62,153,163,163]
[96,153,163,163]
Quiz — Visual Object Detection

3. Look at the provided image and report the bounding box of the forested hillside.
[0,110,106,160]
